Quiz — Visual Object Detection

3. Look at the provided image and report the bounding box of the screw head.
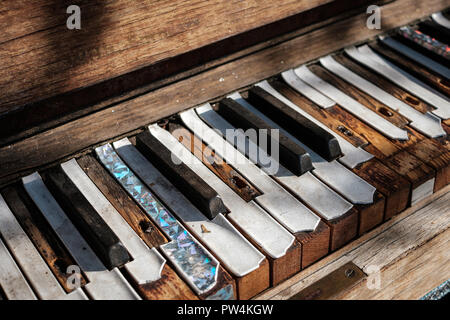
[345,268,355,278]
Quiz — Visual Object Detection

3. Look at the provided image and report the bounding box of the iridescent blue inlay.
[95,144,220,295]
[398,27,449,59]
[206,284,236,301]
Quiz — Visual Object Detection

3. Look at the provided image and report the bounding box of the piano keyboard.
[0,11,449,300]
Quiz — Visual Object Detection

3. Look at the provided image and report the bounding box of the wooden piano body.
[0,0,449,300]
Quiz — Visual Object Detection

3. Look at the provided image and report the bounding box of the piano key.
[135,131,227,220]
[345,45,450,119]
[22,173,141,300]
[61,159,167,285]
[278,70,335,108]
[96,144,236,299]
[378,36,450,80]
[147,126,316,280]
[396,26,450,63]
[266,77,373,169]
[184,107,336,268]
[1,185,89,293]
[371,42,450,97]
[272,80,411,220]
[198,105,360,250]
[432,12,450,29]
[0,194,88,300]
[320,54,446,138]
[77,155,168,248]
[246,86,341,162]
[292,67,436,205]
[41,166,130,269]
[228,92,387,227]
[217,97,313,175]
[167,122,262,202]
[168,124,331,269]
[333,53,450,192]
[77,154,199,300]
[418,20,450,46]
[247,83,378,204]
[0,236,36,300]
[185,107,321,235]
[114,134,268,299]
[294,65,409,141]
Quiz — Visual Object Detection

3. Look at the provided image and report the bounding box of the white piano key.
[379,36,450,80]
[112,135,266,278]
[0,194,87,300]
[97,144,223,296]
[132,129,295,260]
[197,105,354,220]
[0,237,36,300]
[432,12,450,29]
[280,70,336,108]
[320,55,446,138]
[294,65,409,141]
[345,45,450,119]
[60,159,166,286]
[256,80,374,169]
[22,173,141,300]
[229,92,376,205]
[182,108,321,234]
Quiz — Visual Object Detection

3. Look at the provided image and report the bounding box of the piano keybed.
[0,11,449,300]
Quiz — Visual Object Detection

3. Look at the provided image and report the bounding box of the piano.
[0,0,448,300]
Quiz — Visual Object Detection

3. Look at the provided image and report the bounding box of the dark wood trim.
[0,0,382,146]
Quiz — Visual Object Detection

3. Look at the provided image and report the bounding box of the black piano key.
[41,166,130,269]
[394,29,449,67]
[135,130,228,220]
[246,86,342,161]
[218,98,313,175]
[419,20,450,46]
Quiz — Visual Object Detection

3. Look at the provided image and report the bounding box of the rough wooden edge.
[254,184,450,300]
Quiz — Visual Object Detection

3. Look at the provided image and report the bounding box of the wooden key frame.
[276,67,437,205]
[331,54,450,192]
[135,131,228,220]
[307,64,437,198]
[77,155,200,300]
[165,123,303,285]
[371,42,450,96]
[270,81,391,226]
[216,98,314,175]
[78,154,240,301]
[41,166,131,270]
[209,99,359,251]
[0,184,89,293]
[166,122,330,274]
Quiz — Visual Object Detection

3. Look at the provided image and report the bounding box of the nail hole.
[139,220,153,233]
[378,107,394,117]
[345,269,355,278]
[405,96,419,105]
[337,125,353,137]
